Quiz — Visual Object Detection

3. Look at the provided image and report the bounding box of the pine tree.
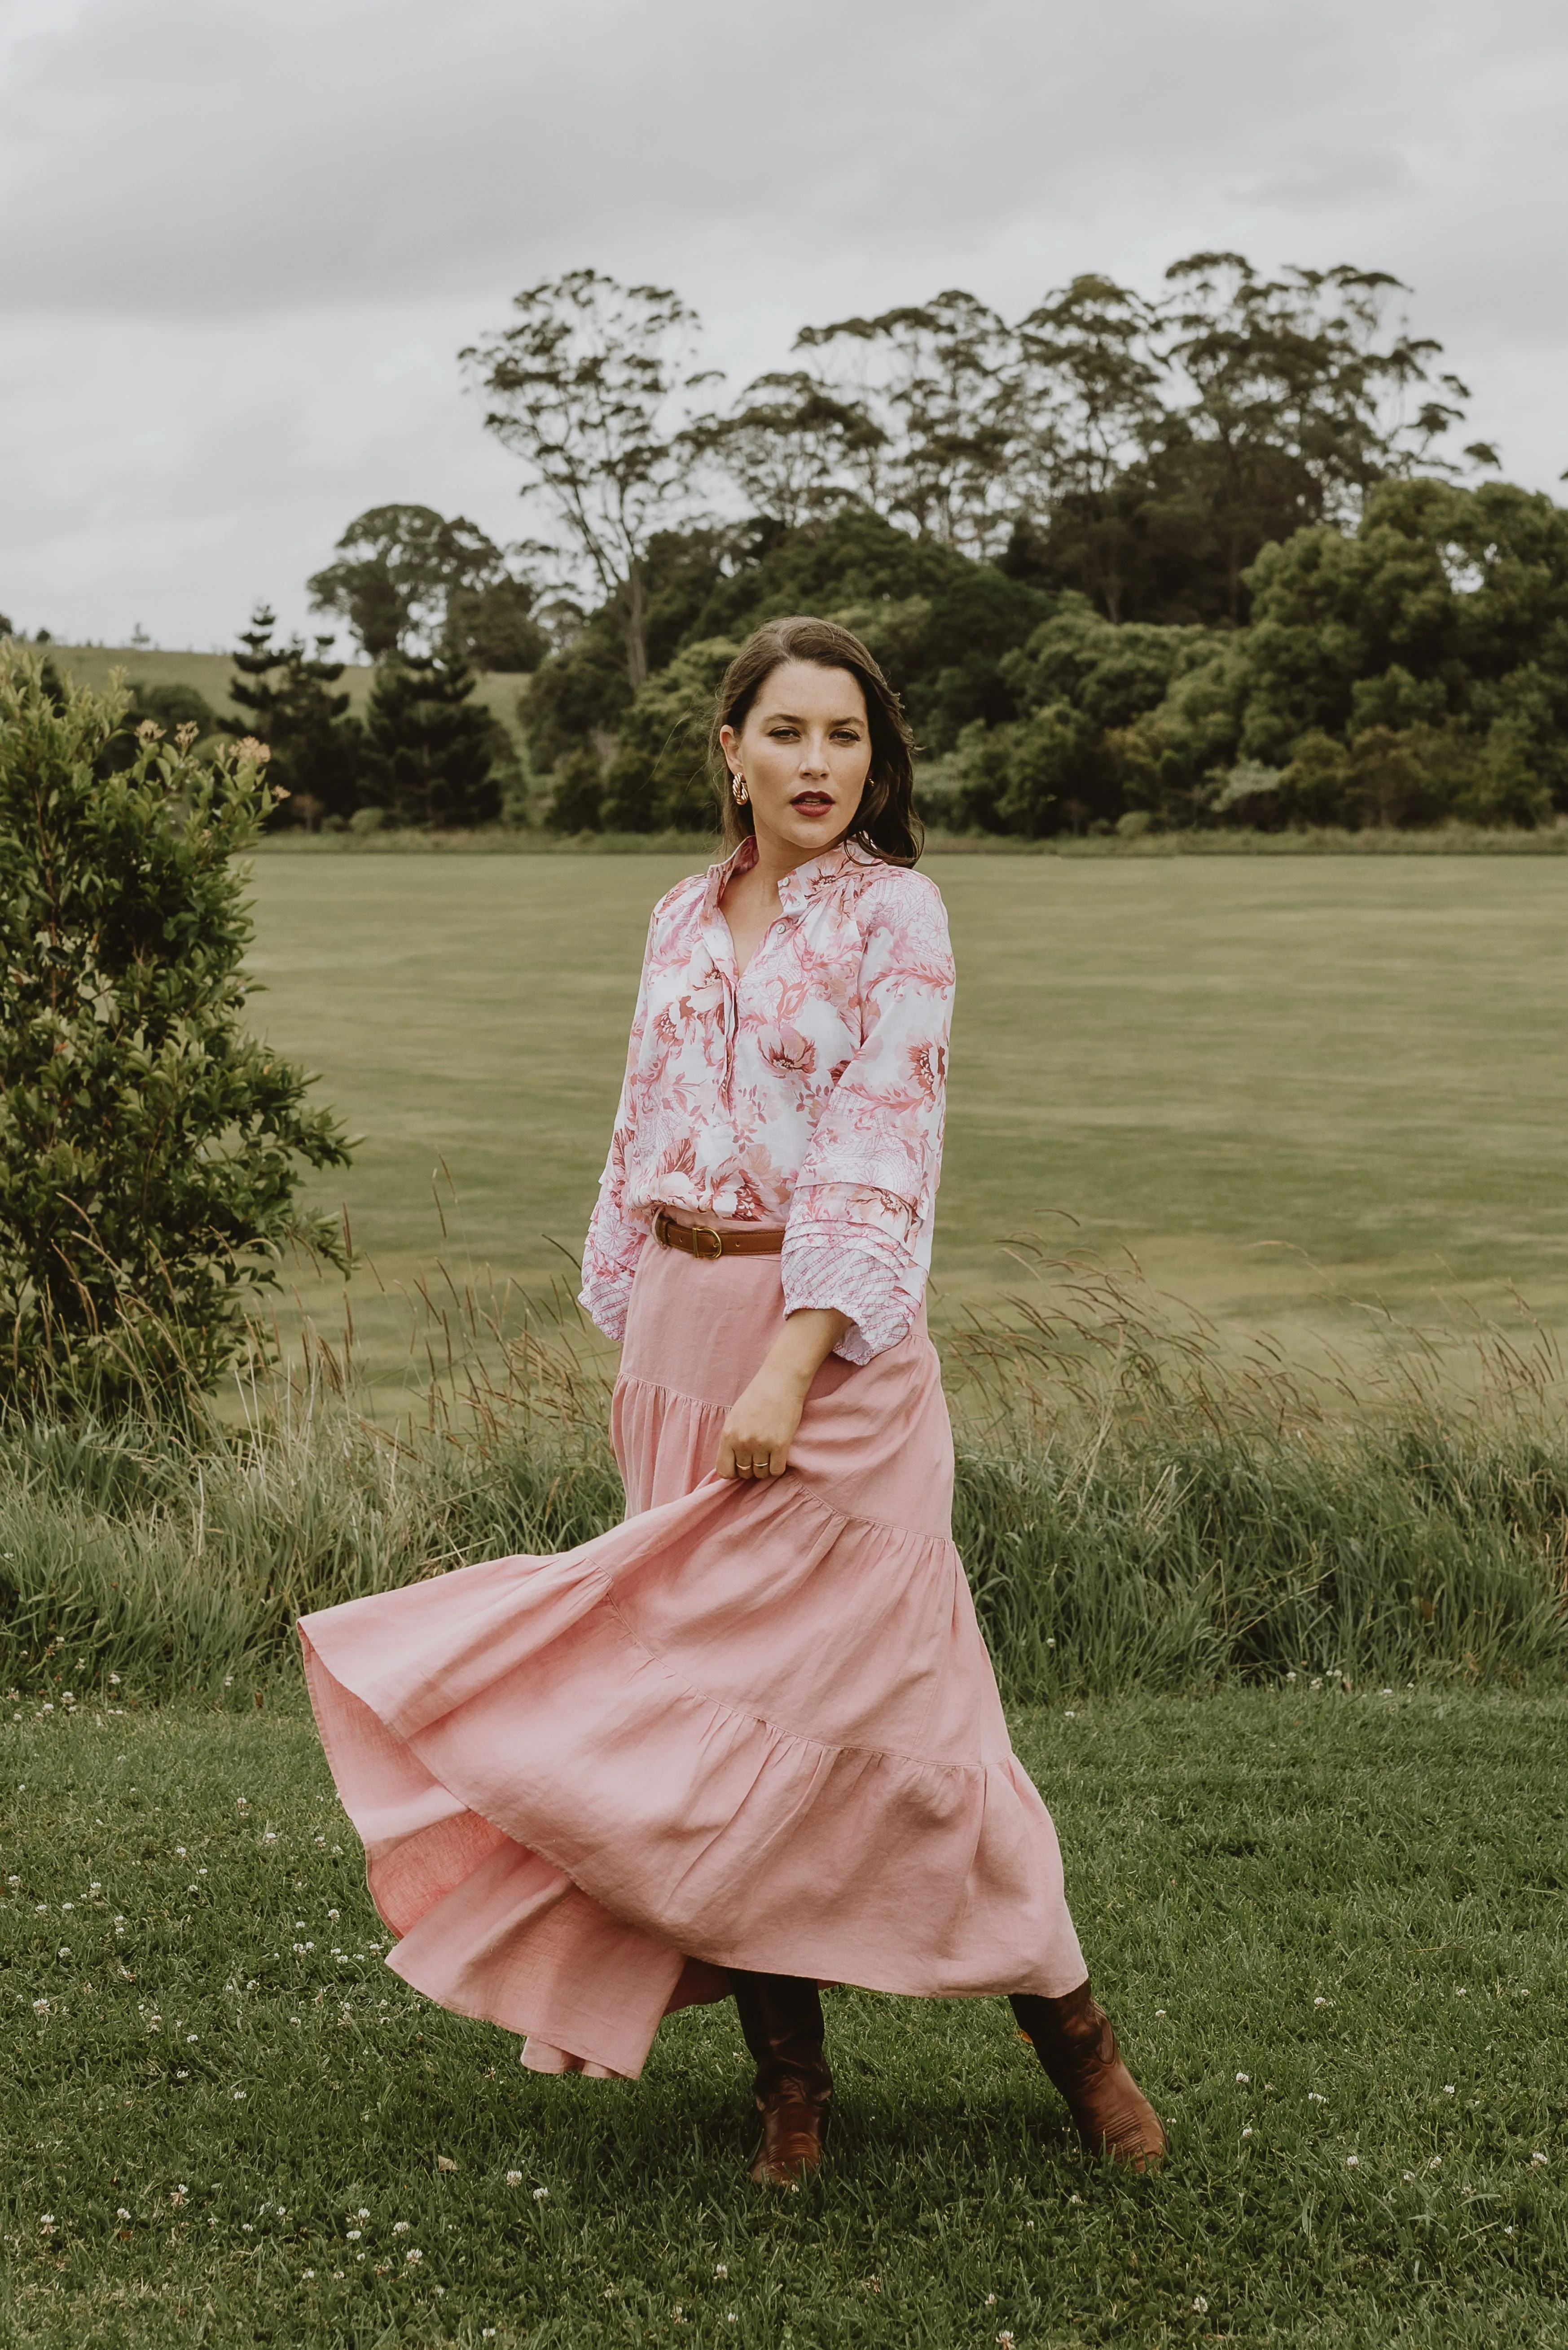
[362,653,501,828]
[226,605,364,824]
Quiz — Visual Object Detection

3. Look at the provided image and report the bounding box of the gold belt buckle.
[689,1224,724,1261]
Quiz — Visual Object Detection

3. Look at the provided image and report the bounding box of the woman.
[299,616,1164,2183]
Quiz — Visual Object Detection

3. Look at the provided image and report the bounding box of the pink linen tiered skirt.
[299,1242,1086,2080]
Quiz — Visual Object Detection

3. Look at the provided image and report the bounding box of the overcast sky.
[3,0,1565,650]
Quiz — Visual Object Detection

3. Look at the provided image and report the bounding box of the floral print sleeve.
[781,874,954,1364]
[579,909,659,1342]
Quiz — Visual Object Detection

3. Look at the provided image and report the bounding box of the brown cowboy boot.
[729,1970,832,2186]
[1010,1981,1166,2169]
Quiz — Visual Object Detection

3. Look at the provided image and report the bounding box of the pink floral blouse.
[579,836,955,1365]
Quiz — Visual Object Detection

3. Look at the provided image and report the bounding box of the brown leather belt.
[652,1208,785,1261]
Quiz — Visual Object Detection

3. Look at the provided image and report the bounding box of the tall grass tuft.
[949,1248,1568,1693]
[1,1250,1563,1707]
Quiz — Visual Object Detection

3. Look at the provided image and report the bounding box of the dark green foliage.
[308,504,547,669]
[953,700,1118,835]
[447,572,549,672]
[597,637,738,831]
[225,606,364,825]
[362,651,502,828]
[952,599,1226,832]
[543,744,606,832]
[1120,479,1568,828]
[0,650,352,1409]
[1002,597,1220,732]
[520,527,731,779]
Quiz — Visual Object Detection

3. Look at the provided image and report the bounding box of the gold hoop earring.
[731,773,749,806]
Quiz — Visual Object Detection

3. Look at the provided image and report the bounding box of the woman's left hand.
[715,1307,852,1480]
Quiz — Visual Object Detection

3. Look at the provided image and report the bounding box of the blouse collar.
[701,834,876,922]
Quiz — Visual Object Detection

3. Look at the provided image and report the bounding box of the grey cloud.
[1,0,1564,645]
[1237,150,1413,210]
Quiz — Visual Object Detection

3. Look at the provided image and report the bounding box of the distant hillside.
[30,642,532,764]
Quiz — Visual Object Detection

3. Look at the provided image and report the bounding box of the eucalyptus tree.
[1151,253,1480,617]
[462,271,716,689]
[795,291,1027,560]
[1014,274,1167,619]
[694,370,886,530]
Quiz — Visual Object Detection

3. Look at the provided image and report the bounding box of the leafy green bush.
[598,636,738,830]
[0,648,353,1409]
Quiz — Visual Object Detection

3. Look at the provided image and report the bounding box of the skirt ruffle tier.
[299,1241,1085,2080]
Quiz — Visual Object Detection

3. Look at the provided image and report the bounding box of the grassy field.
[4,1690,1563,2348]
[31,641,532,767]
[239,852,1568,1390]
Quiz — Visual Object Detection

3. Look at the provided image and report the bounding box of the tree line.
[463,259,1564,837]
[58,254,1568,836]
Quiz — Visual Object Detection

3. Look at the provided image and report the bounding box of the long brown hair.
[707,616,922,867]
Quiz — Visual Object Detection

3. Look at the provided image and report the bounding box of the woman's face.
[720,661,872,863]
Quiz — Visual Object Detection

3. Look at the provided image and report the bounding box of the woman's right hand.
[714,1307,851,1480]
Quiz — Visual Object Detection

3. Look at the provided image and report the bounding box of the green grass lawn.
[4,1692,1563,2347]
[240,853,1568,1390]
